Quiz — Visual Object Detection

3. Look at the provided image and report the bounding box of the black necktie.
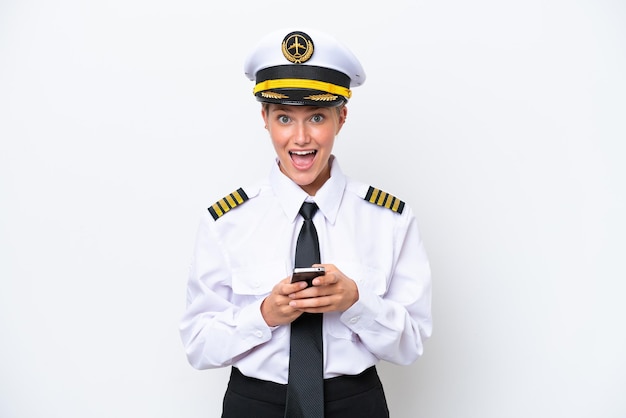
[285,202,324,418]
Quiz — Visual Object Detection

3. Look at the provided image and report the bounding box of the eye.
[311,114,324,123]
[278,115,291,124]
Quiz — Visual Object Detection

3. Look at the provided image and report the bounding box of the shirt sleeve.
[340,208,432,365]
[179,211,274,370]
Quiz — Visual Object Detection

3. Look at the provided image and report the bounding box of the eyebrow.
[271,105,323,113]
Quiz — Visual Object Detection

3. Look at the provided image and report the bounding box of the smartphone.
[291,266,325,286]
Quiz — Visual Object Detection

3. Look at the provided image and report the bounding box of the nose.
[293,121,311,146]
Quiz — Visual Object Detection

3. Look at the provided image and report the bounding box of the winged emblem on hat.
[282,32,314,64]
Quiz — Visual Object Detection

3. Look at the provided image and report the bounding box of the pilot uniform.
[179,28,432,418]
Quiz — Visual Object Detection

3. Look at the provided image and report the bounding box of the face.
[262,104,347,196]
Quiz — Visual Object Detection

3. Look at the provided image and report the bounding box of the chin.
[293,175,316,187]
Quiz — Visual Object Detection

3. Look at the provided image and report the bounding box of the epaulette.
[364,186,405,214]
[208,188,249,220]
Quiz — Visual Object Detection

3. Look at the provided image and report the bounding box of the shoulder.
[345,178,408,215]
[206,183,264,221]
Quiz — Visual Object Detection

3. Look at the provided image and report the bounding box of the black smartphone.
[291,267,325,286]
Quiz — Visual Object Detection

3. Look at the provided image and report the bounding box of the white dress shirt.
[179,157,432,384]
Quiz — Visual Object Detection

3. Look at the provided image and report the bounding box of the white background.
[1,1,625,417]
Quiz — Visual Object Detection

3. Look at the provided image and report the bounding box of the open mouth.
[289,150,317,168]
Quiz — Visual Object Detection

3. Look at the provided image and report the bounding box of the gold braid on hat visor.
[253,78,352,99]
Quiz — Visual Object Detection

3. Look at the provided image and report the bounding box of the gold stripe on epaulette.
[208,188,249,220]
[364,186,405,214]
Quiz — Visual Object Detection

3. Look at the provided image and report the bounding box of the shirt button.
[252,281,260,288]
[254,330,263,338]
[349,316,360,324]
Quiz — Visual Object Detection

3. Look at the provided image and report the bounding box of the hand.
[287,264,359,314]
[260,277,309,327]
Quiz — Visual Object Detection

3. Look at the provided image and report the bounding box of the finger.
[312,271,338,286]
[282,280,308,295]
[289,295,333,310]
[288,284,327,300]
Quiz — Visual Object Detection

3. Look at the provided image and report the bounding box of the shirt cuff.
[238,298,274,342]
[340,285,380,333]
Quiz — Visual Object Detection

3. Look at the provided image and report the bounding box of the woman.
[180,28,432,418]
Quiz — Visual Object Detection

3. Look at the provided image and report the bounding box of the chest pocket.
[231,261,289,296]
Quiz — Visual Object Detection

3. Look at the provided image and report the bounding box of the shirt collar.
[269,155,346,224]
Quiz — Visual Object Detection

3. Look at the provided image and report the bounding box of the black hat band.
[253,65,352,99]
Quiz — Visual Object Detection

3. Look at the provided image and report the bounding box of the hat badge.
[281,31,314,64]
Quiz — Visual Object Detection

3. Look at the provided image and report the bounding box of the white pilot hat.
[244,28,366,107]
